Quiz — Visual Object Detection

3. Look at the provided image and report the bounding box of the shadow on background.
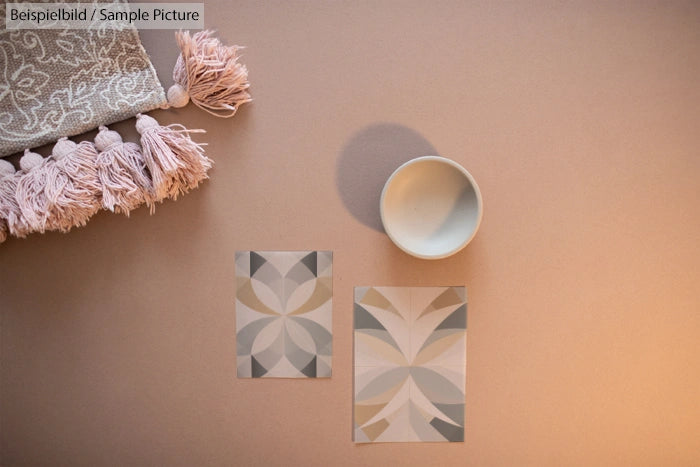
[336,123,438,232]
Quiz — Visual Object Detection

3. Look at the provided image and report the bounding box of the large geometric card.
[353,286,467,443]
[235,251,333,378]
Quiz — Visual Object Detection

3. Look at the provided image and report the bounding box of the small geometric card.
[354,286,466,443]
[235,251,333,378]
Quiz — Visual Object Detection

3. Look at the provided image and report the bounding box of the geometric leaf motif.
[353,286,466,442]
[235,251,332,378]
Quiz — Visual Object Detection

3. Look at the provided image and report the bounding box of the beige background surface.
[2,1,699,465]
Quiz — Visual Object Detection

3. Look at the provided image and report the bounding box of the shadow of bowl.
[336,123,438,232]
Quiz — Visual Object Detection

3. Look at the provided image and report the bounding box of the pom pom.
[136,113,212,202]
[169,30,251,117]
[0,159,14,177]
[20,150,44,172]
[167,83,190,108]
[52,138,77,161]
[0,159,15,177]
[95,126,154,216]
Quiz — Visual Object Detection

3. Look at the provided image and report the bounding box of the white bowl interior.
[381,157,481,258]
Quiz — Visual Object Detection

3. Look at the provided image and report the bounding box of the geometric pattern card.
[353,286,466,442]
[235,251,332,378]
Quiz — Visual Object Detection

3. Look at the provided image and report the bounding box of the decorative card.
[235,251,332,378]
[353,286,466,443]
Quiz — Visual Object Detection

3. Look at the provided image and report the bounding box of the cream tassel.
[167,30,251,117]
[95,126,154,215]
[136,113,212,202]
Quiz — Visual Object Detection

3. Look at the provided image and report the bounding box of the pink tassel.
[17,140,102,234]
[15,149,62,234]
[8,153,42,237]
[0,159,19,242]
[167,30,251,117]
[49,139,103,232]
[95,126,154,216]
[136,113,212,202]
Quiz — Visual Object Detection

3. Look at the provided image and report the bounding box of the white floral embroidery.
[0,1,166,157]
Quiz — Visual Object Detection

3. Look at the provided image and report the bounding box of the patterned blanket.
[0,1,166,157]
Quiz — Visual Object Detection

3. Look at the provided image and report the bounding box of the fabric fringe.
[4,111,214,243]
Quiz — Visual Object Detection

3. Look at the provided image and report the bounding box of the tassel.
[49,139,103,232]
[9,152,43,237]
[0,159,20,242]
[95,126,154,216]
[167,30,252,117]
[17,140,102,234]
[0,161,8,243]
[15,149,61,234]
[136,113,212,202]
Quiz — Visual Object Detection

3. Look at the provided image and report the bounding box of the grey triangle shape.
[354,304,386,331]
[429,417,464,442]
[434,403,465,426]
[250,252,267,277]
[435,304,467,331]
[300,251,317,277]
[251,355,267,378]
[300,356,317,377]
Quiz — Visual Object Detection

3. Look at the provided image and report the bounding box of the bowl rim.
[380,155,483,260]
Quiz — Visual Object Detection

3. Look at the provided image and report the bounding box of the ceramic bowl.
[380,156,483,259]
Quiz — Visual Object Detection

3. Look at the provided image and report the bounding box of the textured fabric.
[0,1,166,158]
